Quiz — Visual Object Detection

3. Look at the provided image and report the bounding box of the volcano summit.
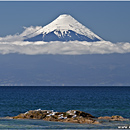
[23,14,103,42]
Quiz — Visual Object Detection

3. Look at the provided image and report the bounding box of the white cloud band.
[0,40,130,55]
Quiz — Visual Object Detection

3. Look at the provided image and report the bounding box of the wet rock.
[110,115,129,121]
[12,109,99,124]
[66,110,95,118]
[65,116,99,124]
[98,115,129,121]
[98,116,111,120]
[13,109,50,119]
[13,113,26,119]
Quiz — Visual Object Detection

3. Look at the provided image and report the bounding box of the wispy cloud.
[0,40,130,55]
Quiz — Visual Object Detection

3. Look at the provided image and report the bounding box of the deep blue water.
[0,86,130,129]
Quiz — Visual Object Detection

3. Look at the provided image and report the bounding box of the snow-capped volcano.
[0,14,103,42]
[23,14,103,42]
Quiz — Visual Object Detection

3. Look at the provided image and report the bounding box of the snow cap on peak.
[57,14,72,18]
[55,14,75,21]
[40,14,103,41]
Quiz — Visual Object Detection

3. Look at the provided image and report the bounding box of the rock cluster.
[13,109,99,124]
[12,109,129,124]
[98,115,129,121]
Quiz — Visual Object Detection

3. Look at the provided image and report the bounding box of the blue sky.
[0,1,130,43]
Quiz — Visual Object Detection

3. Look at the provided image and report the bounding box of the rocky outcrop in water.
[13,109,99,124]
[98,115,129,121]
[11,109,129,124]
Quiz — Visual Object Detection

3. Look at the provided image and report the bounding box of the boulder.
[110,115,129,121]
[98,116,111,120]
[66,110,95,118]
[98,115,129,121]
[13,110,49,119]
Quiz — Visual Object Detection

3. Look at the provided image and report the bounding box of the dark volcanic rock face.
[24,30,101,42]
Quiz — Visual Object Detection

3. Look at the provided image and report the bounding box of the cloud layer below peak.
[0,40,130,55]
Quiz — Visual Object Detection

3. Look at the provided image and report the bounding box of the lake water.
[0,86,130,129]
